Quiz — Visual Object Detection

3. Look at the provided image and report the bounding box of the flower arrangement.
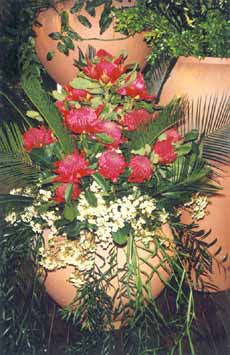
[1,49,221,353]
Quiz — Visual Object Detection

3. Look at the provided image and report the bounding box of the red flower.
[98,150,126,182]
[64,85,91,102]
[82,49,126,84]
[53,150,93,183]
[54,183,81,203]
[117,73,155,101]
[128,156,153,183]
[23,126,56,152]
[122,109,153,131]
[55,101,69,117]
[98,121,123,147]
[164,128,182,143]
[65,107,102,134]
[152,140,177,165]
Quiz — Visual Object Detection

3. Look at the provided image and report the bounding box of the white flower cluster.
[4,187,60,238]
[39,231,96,288]
[184,194,209,220]
[77,182,160,248]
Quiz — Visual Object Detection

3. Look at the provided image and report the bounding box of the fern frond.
[21,68,74,155]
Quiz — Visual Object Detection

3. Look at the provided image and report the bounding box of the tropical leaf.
[0,122,39,187]
[21,68,74,155]
[178,94,230,167]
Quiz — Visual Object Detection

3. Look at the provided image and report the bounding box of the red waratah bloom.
[82,49,126,84]
[98,150,126,182]
[98,121,123,147]
[64,85,91,102]
[152,140,177,165]
[117,73,155,101]
[23,126,56,152]
[65,107,102,134]
[122,109,153,131]
[164,128,182,143]
[53,150,93,183]
[54,183,81,203]
[128,156,153,183]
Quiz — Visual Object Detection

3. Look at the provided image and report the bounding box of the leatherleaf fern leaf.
[21,68,73,155]
[0,121,40,188]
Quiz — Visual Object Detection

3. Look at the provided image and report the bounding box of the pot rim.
[178,56,230,65]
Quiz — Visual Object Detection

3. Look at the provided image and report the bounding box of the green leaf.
[48,32,62,40]
[65,183,73,203]
[99,6,113,34]
[96,133,114,144]
[70,77,102,92]
[175,143,192,157]
[26,110,43,122]
[92,173,110,192]
[112,223,130,246]
[63,37,75,50]
[70,0,84,13]
[64,203,78,221]
[57,42,69,56]
[61,11,69,30]
[184,130,199,142]
[46,51,54,61]
[85,190,97,207]
[52,90,66,101]
[85,3,96,17]
[77,15,92,28]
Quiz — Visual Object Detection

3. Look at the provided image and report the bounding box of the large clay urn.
[34,0,150,85]
[160,56,230,292]
[42,224,173,328]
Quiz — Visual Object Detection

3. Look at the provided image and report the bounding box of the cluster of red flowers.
[22,49,181,204]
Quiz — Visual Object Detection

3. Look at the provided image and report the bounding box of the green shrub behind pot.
[115,0,230,63]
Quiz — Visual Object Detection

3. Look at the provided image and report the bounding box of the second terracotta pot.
[160,56,230,292]
[34,0,150,85]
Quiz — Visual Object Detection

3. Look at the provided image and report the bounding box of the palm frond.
[21,68,74,155]
[145,56,177,101]
[179,94,230,166]
[0,122,40,187]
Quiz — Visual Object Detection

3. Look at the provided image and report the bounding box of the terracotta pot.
[41,224,174,328]
[160,56,230,292]
[34,0,150,85]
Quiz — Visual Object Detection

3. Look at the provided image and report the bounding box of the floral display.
[2,49,219,354]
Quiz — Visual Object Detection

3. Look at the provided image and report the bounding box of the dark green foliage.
[115,1,230,63]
